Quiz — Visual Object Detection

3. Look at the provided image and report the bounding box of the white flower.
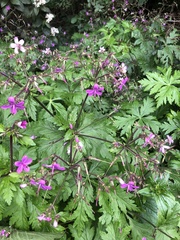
[10,37,26,54]
[98,46,105,53]
[120,63,127,74]
[42,48,51,54]
[51,27,59,36]
[33,0,46,8]
[45,13,54,23]
[159,145,170,154]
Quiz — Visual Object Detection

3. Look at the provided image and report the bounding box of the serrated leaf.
[139,68,180,107]
[18,136,36,146]
[0,176,19,205]
[113,98,159,134]
[0,227,64,240]
[26,97,37,121]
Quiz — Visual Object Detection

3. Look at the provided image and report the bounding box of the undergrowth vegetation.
[0,0,180,239]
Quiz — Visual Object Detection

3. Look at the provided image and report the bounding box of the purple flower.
[120,181,139,192]
[10,37,26,54]
[41,63,48,71]
[30,179,52,190]
[43,162,65,174]
[142,238,147,240]
[38,214,52,222]
[14,155,32,173]
[143,133,155,147]
[86,83,104,97]
[39,39,45,45]
[54,67,62,73]
[0,27,3,32]
[17,120,27,129]
[6,5,11,11]
[118,77,129,91]
[1,96,25,115]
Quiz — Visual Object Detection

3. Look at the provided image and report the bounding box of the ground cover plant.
[0,0,180,239]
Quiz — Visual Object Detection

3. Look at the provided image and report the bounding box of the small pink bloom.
[17,120,27,129]
[143,133,155,147]
[38,214,52,222]
[118,77,129,91]
[43,162,65,174]
[6,5,11,11]
[30,179,52,190]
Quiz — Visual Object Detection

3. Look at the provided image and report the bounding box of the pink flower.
[43,162,65,174]
[38,214,52,222]
[86,83,104,97]
[1,96,25,115]
[6,5,11,11]
[118,77,129,91]
[10,37,26,54]
[120,180,139,192]
[14,155,32,173]
[143,133,155,147]
[17,120,27,129]
[30,179,52,190]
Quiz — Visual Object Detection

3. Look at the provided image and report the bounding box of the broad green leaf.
[139,67,180,107]
[0,227,64,240]
[18,136,36,146]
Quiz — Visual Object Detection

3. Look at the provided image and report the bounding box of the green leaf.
[139,67,180,107]
[18,136,36,146]
[11,0,21,5]
[26,97,37,121]
[70,199,95,236]
[0,227,64,239]
[128,217,154,240]
[113,98,159,134]
[0,175,20,205]
[100,223,130,240]
[1,0,8,8]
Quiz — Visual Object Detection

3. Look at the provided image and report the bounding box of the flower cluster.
[143,132,174,154]
[113,62,129,91]
[0,229,10,238]
[33,0,46,8]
